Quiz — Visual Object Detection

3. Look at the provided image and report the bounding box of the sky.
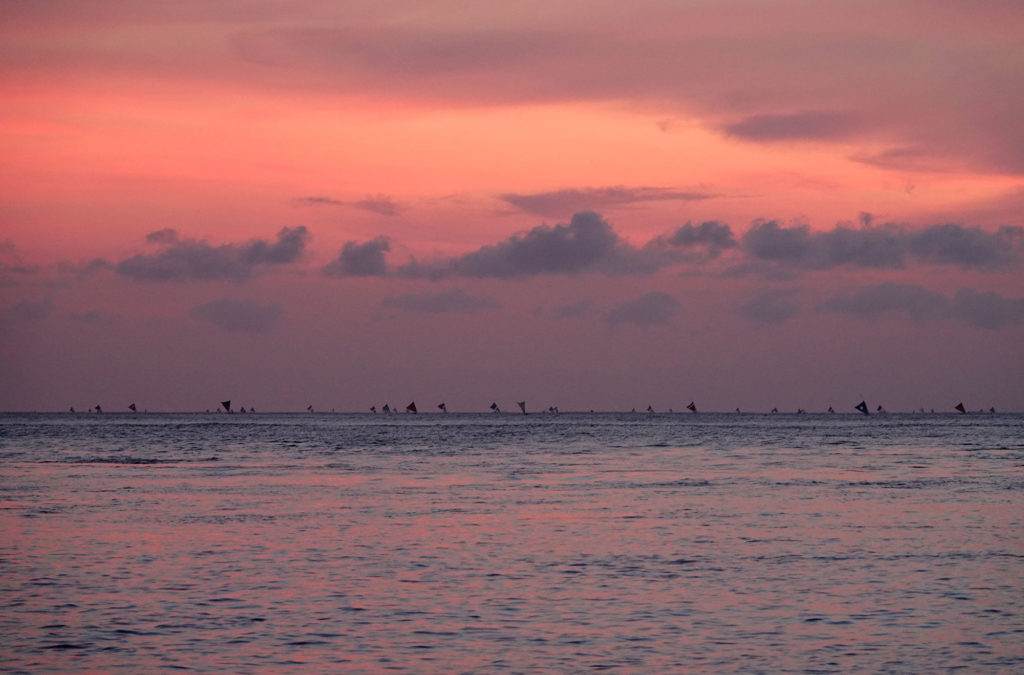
[1,0,1023,413]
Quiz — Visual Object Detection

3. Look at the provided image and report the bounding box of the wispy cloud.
[500,186,714,217]
[738,289,802,324]
[382,289,500,314]
[189,298,284,333]
[297,194,404,216]
[606,291,680,327]
[819,283,1024,329]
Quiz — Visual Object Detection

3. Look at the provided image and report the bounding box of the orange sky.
[2,0,1022,411]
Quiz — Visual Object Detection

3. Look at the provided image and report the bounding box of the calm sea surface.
[1,412,1022,673]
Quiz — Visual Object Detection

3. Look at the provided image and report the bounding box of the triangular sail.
[646,405,654,413]
[855,400,869,415]
[406,402,417,413]
[517,401,527,415]
[382,404,391,414]
[128,403,136,412]
[307,405,314,413]
[490,402,500,413]
[438,403,447,412]
[686,401,697,413]
[221,400,231,413]
[955,402,966,414]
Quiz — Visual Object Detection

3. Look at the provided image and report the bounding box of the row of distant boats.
[70,400,998,415]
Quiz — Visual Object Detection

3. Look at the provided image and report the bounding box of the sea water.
[1,412,1022,673]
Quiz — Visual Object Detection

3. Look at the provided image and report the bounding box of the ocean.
[1,412,1022,673]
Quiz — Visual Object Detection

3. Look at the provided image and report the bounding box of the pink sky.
[1,0,1022,412]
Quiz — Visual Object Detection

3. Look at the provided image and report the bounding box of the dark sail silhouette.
[686,401,697,413]
[128,403,136,412]
[307,405,314,413]
[438,403,447,413]
[221,400,231,413]
[406,402,417,413]
[955,402,966,414]
[855,400,869,415]
[827,406,835,413]
[517,401,527,415]
[490,402,500,413]
[95,404,102,413]
[370,405,377,413]
[646,405,654,413]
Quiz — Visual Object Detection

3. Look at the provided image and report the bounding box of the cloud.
[399,211,631,279]
[0,240,42,286]
[500,186,714,217]
[116,226,309,282]
[188,298,284,333]
[550,300,593,319]
[819,283,1024,329]
[69,310,118,325]
[298,194,404,216]
[738,289,802,324]
[644,221,738,265]
[947,288,1024,330]
[0,298,53,330]
[223,3,1024,174]
[324,236,390,277]
[724,111,862,142]
[908,224,1023,269]
[381,288,500,314]
[606,291,680,326]
[741,221,1020,271]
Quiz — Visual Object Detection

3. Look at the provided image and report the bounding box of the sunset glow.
[2,1,1022,412]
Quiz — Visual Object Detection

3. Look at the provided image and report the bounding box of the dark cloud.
[550,300,593,319]
[0,298,53,330]
[500,186,714,217]
[606,291,680,326]
[0,240,42,286]
[724,111,862,142]
[742,221,1020,271]
[399,211,628,279]
[297,194,404,216]
[644,221,738,265]
[738,289,801,324]
[947,288,1024,330]
[116,226,309,282]
[819,283,1024,329]
[381,289,500,314]
[69,310,118,325]
[188,298,284,333]
[908,224,1022,269]
[324,236,390,277]
[145,228,179,244]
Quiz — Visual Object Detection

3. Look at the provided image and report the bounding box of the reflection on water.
[1,413,1023,672]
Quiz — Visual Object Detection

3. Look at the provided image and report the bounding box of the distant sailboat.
[955,402,966,414]
[370,405,377,414]
[69,407,75,413]
[827,406,835,413]
[517,401,527,415]
[128,403,137,412]
[646,405,654,413]
[438,403,447,413]
[382,403,391,414]
[406,402,417,413]
[307,405,314,413]
[855,400,869,416]
[95,404,102,413]
[686,401,697,413]
[989,407,996,414]
[876,405,886,413]
[490,402,500,413]
[221,400,231,413]
[770,407,778,414]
